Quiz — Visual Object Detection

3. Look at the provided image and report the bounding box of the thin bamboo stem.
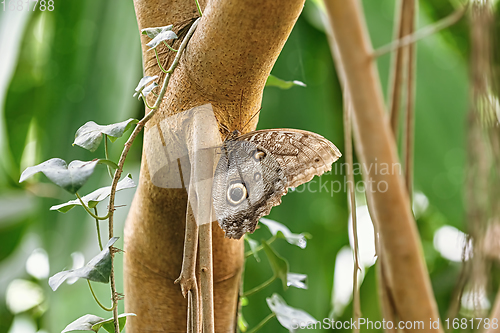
[199,222,214,333]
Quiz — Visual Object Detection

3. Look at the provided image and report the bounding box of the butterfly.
[212,128,341,239]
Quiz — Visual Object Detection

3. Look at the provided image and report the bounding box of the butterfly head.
[226,129,241,141]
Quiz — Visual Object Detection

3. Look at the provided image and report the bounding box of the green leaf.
[244,235,260,262]
[48,237,119,291]
[287,273,307,290]
[50,174,135,213]
[265,74,306,90]
[92,313,136,333]
[141,25,173,39]
[62,314,104,333]
[238,313,249,332]
[262,241,289,290]
[142,82,158,97]
[266,294,316,332]
[133,76,158,98]
[145,30,178,49]
[73,118,138,152]
[19,158,100,194]
[260,218,309,249]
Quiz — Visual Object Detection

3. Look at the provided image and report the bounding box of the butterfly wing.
[212,140,287,239]
[236,129,342,188]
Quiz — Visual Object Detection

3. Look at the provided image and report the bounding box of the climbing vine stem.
[87,280,115,312]
[105,18,200,333]
[247,313,276,333]
[94,207,103,251]
[75,192,110,220]
[195,0,202,16]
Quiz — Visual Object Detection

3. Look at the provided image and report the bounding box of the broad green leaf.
[266,294,316,332]
[19,158,103,194]
[141,25,173,39]
[50,174,135,213]
[262,241,289,290]
[146,30,178,49]
[287,273,307,290]
[92,313,136,333]
[244,235,260,262]
[133,76,158,98]
[260,218,309,249]
[265,74,306,90]
[49,237,118,291]
[73,118,139,152]
[62,314,104,333]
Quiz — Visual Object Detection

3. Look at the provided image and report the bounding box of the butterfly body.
[212,129,341,239]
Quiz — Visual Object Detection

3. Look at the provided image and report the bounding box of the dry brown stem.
[402,0,416,201]
[199,222,214,333]
[486,289,500,333]
[324,1,442,331]
[174,202,200,332]
[388,0,409,138]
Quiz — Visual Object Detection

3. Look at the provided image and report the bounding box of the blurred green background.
[0,0,481,332]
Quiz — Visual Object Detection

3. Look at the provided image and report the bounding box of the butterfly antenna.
[219,121,230,133]
[240,107,262,133]
[239,90,244,131]
[213,107,232,134]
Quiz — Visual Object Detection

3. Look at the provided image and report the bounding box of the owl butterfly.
[212,126,341,239]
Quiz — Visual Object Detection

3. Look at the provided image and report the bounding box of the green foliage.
[144,28,178,49]
[61,313,135,333]
[0,1,142,332]
[49,237,118,290]
[62,314,104,333]
[2,6,199,332]
[133,76,158,98]
[73,119,138,152]
[260,218,309,249]
[262,240,289,290]
[93,313,136,333]
[266,293,316,331]
[19,158,117,194]
[265,74,306,90]
[245,236,261,262]
[141,25,174,39]
[50,174,135,213]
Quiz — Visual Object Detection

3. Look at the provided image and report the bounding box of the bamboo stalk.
[402,0,416,199]
[199,222,214,333]
[388,0,407,138]
[324,1,442,330]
